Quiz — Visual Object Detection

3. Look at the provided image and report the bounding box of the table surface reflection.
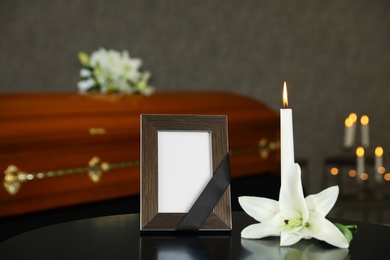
[0,212,389,259]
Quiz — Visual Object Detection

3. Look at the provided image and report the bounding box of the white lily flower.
[239,163,349,249]
[80,68,92,78]
[77,78,95,92]
[78,48,153,94]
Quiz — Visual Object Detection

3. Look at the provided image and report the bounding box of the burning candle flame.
[283,81,288,108]
[356,146,365,158]
[349,113,357,123]
[345,118,353,128]
[360,115,369,126]
[375,146,383,157]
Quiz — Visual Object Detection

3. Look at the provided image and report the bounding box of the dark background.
[1,0,389,194]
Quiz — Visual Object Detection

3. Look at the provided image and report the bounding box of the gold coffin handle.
[89,128,106,135]
[3,165,23,195]
[3,158,140,195]
[229,138,280,159]
[88,157,103,183]
[258,138,280,159]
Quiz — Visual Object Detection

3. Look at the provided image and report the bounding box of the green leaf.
[284,250,302,260]
[334,223,357,244]
[78,51,90,66]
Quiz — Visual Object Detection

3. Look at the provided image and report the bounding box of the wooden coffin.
[0,92,280,217]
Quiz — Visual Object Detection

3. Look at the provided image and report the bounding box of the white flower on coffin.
[77,48,154,95]
[239,163,350,249]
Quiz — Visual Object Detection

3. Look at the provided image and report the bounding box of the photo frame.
[140,114,232,232]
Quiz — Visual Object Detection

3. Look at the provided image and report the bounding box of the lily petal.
[280,232,303,246]
[241,222,280,239]
[300,212,349,248]
[305,186,339,217]
[279,163,309,222]
[238,196,279,222]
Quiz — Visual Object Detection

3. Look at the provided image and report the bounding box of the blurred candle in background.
[344,113,357,150]
[356,146,365,183]
[375,146,384,172]
[375,146,385,185]
[360,115,370,148]
[344,117,354,149]
[374,146,385,198]
[349,113,357,124]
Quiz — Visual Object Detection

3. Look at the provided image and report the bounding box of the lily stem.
[344,225,357,230]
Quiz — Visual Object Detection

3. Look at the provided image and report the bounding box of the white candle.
[375,146,384,184]
[280,81,295,177]
[343,113,357,150]
[360,115,370,148]
[375,146,384,171]
[343,117,354,149]
[356,146,365,184]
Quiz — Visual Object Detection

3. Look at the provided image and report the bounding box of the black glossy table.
[1,212,389,259]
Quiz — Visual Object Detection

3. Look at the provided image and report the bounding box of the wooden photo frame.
[140,114,232,232]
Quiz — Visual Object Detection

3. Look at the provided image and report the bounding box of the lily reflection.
[241,238,349,260]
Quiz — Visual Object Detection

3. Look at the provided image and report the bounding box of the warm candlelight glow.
[384,173,390,181]
[282,81,288,108]
[360,115,369,125]
[375,146,384,157]
[345,118,353,128]
[330,167,339,176]
[356,146,365,158]
[378,166,386,174]
[360,172,368,181]
[349,113,357,123]
[348,169,357,177]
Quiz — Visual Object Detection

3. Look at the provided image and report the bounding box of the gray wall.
[1,0,389,193]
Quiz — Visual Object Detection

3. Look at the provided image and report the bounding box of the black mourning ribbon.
[176,153,231,231]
